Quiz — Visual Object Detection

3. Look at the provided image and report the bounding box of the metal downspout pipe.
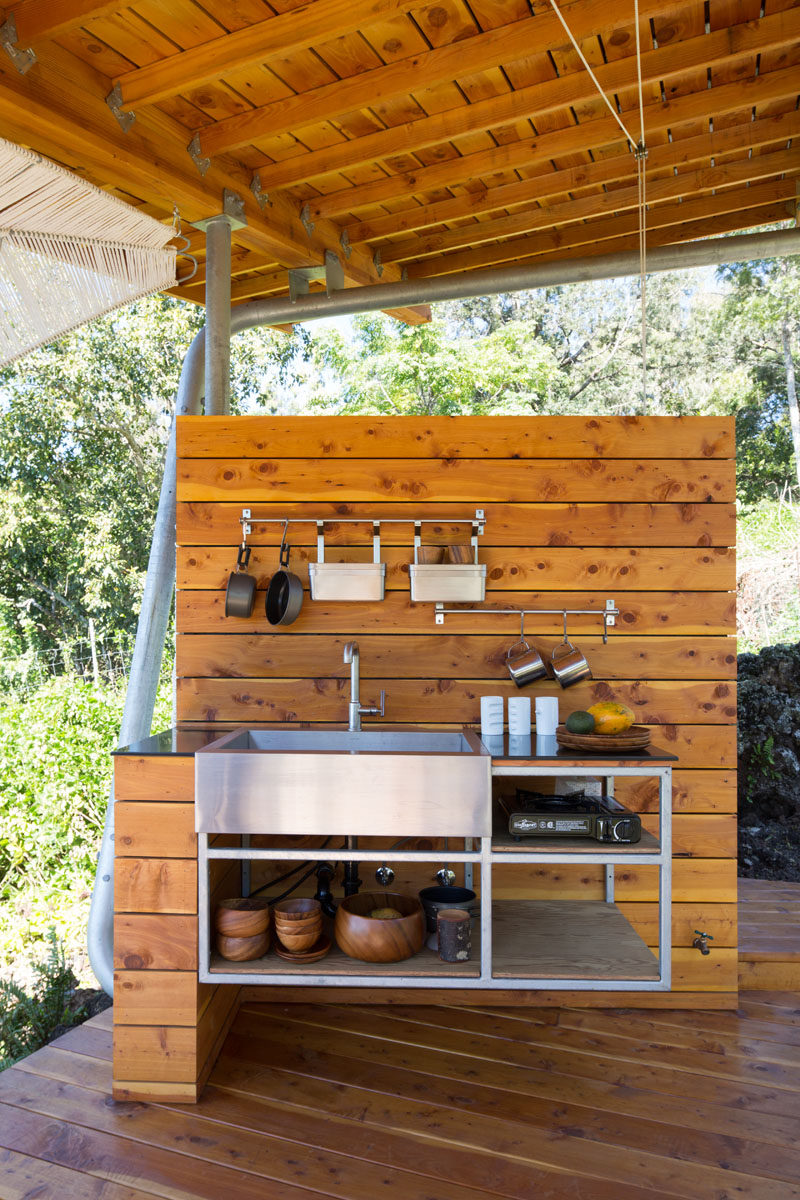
[87,224,800,993]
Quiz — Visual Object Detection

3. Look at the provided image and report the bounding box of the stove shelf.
[491,825,661,857]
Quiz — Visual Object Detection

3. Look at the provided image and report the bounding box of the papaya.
[587,701,634,735]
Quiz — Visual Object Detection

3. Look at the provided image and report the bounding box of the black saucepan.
[265,542,303,625]
[225,545,256,617]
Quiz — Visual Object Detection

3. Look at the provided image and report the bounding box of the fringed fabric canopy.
[0,138,177,365]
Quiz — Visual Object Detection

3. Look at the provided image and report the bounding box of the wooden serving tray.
[555,724,651,752]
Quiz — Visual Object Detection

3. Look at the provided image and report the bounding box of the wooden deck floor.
[739,877,800,991]
[2,991,800,1199]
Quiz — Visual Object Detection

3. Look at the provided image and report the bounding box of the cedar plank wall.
[113,415,736,1098]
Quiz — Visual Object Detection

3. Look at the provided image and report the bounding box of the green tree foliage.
[710,255,800,504]
[0,296,308,655]
[308,274,722,418]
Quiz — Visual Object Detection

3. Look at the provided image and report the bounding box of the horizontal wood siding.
[115,416,736,1100]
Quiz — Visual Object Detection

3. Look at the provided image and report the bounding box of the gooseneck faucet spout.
[343,641,385,732]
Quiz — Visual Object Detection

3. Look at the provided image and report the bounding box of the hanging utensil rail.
[434,600,619,642]
[239,509,486,537]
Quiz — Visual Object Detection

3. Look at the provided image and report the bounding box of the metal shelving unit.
[199,752,672,992]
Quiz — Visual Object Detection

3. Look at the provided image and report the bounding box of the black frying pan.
[265,541,303,625]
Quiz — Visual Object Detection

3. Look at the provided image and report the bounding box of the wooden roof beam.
[347,109,800,246]
[112,0,429,109]
[405,179,799,278]
[192,0,690,160]
[0,1,120,42]
[379,149,800,264]
[302,65,800,222]
[219,6,800,187]
[482,204,795,270]
[0,42,425,327]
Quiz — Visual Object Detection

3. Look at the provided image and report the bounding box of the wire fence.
[0,629,131,699]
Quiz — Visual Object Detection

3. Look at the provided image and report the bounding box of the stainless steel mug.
[225,545,257,617]
[550,638,592,687]
[506,637,548,687]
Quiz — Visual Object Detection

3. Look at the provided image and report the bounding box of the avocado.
[565,710,595,734]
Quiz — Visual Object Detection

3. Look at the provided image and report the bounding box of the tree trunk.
[781,317,800,494]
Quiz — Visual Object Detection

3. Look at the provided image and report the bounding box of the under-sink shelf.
[491,900,658,981]
[206,900,658,985]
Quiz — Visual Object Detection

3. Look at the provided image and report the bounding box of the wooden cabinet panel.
[614,770,736,812]
[490,859,738,902]
[114,914,198,970]
[178,499,736,548]
[113,971,210,1026]
[115,803,196,858]
[114,755,194,801]
[175,677,736,725]
[113,1024,197,1082]
[176,589,736,635]
[177,455,735,503]
[176,414,735,459]
[176,544,736,591]
[177,633,738,681]
[114,859,197,914]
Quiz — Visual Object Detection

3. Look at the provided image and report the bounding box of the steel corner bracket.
[0,15,36,74]
[105,83,135,133]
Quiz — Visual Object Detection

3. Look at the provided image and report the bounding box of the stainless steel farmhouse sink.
[194,726,491,838]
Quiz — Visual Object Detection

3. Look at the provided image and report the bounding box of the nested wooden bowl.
[215,897,270,938]
[273,898,321,922]
[216,930,269,961]
[276,927,321,952]
[335,892,425,963]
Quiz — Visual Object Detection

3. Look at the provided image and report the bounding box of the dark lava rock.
[738,641,800,879]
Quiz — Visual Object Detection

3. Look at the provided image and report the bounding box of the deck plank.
[4,989,800,1198]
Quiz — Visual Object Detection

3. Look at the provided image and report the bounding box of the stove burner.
[514,788,602,815]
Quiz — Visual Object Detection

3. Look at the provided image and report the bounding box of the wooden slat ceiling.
[0,0,797,324]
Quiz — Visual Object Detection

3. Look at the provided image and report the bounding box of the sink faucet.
[343,641,385,731]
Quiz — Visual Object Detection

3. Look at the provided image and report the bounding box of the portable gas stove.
[499,788,642,843]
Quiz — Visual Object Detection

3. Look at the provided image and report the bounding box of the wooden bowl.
[215,898,270,938]
[276,927,321,952]
[216,930,269,961]
[273,898,321,922]
[335,891,425,963]
[447,544,473,564]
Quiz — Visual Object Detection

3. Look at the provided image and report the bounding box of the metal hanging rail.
[434,599,619,641]
[239,508,486,535]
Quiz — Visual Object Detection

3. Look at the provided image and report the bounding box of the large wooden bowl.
[335,892,425,963]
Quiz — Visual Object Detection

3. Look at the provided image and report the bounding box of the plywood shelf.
[210,938,480,978]
[492,900,659,981]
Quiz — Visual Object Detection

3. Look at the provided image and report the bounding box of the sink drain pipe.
[88,224,800,994]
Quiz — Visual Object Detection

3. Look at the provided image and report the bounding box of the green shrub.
[0,927,81,1069]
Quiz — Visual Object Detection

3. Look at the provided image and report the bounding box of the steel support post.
[204,213,232,415]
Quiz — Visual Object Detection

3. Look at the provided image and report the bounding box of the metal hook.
[562,610,569,643]
[278,519,290,568]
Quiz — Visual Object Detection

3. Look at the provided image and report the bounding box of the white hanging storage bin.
[309,521,386,601]
[409,520,486,602]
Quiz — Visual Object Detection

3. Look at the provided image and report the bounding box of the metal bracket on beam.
[299,203,315,237]
[0,15,36,75]
[287,250,345,303]
[373,248,384,278]
[187,133,210,178]
[250,172,271,211]
[105,83,135,133]
[191,189,248,233]
[339,229,352,260]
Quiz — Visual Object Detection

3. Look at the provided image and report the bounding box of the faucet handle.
[378,689,385,718]
[360,689,385,719]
